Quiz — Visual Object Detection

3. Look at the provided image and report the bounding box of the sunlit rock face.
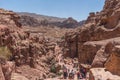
[64,0,120,77]
[105,46,120,76]
[0,63,5,80]
[0,8,70,80]
[0,8,21,28]
[89,68,120,80]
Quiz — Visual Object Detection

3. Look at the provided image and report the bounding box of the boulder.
[89,68,120,80]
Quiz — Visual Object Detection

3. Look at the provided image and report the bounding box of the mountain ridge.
[17,12,67,22]
[17,12,85,28]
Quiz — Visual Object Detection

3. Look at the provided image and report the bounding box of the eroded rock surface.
[89,68,120,80]
[0,8,65,80]
[64,0,120,78]
[105,46,120,76]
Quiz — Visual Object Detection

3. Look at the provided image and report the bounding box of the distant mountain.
[17,12,66,22]
[78,20,86,26]
[17,12,85,28]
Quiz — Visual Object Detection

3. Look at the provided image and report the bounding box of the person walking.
[80,67,86,78]
[74,73,78,80]
[76,70,80,79]
[63,66,68,79]
[68,69,73,80]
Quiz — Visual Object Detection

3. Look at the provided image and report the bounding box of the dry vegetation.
[0,46,12,60]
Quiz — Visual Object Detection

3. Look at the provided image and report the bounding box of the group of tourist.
[62,65,87,80]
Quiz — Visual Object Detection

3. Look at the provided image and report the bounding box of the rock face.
[64,0,120,76]
[105,46,120,76]
[2,61,15,80]
[0,8,65,80]
[0,9,35,66]
[89,68,120,80]
[0,9,21,28]
[0,63,5,80]
[0,56,15,80]
[0,24,39,68]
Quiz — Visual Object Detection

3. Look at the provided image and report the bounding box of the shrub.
[50,65,57,73]
[61,36,65,39]
[0,46,12,60]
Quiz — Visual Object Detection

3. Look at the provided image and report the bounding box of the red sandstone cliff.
[64,0,120,77]
[0,8,64,80]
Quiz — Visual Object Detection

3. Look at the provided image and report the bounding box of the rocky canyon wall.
[64,0,120,76]
[105,46,120,76]
[0,8,63,80]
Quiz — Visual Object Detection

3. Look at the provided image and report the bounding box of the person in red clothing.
[77,70,80,79]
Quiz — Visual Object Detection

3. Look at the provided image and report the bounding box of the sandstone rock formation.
[0,63,5,80]
[58,17,79,28]
[105,45,120,76]
[0,9,21,28]
[2,61,15,80]
[64,0,120,77]
[89,68,120,80]
[0,8,65,80]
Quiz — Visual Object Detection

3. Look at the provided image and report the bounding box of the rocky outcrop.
[0,63,5,80]
[89,68,120,80]
[0,9,45,67]
[0,9,21,28]
[2,61,15,80]
[0,56,15,80]
[64,0,120,77]
[86,0,120,29]
[105,46,120,76]
[0,8,65,80]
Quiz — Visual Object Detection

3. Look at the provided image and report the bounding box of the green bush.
[50,65,57,73]
[61,36,65,39]
[0,46,12,60]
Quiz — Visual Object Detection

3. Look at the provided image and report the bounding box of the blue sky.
[0,0,105,21]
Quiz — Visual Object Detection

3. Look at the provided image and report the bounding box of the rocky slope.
[0,8,66,80]
[64,0,120,78]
